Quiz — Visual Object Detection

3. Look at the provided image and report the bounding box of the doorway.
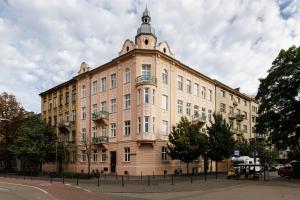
[110,151,116,173]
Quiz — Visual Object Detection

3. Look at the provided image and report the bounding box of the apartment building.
[41,7,259,175]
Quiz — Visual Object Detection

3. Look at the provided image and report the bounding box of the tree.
[256,45,300,160]
[0,92,26,171]
[168,117,208,174]
[9,114,56,172]
[207,113,235,179]
[81,133,92,174]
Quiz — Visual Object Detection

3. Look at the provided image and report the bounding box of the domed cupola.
[136,6,156,38]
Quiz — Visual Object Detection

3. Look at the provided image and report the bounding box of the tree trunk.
[215,161,218,179]
[186,162,189,175]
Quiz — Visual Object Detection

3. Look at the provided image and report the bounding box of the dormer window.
[163,48,166,53]
[145,39,149,45]
[126,46,129,52]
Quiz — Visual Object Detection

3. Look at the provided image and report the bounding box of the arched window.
[124,68,131,83]
[162,69,168,84]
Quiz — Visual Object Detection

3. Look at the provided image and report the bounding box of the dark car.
[278,166,293,177]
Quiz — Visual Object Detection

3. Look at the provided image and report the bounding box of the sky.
[0,0,300,112]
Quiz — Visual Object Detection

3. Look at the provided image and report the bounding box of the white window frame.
[162,120,168,136]
[111,73,116,89]
[124,68,131,83]
[111,99,116,113]
[144,88,149,104]
[162,69,168,84]
[161,95,168,110]
[144,116,149,133]
[92,80,97,95]
[111,123,116,137]
[124,120,131,136]
[124,147,130,162]
[101,77,106,92]
[124,94,131,109]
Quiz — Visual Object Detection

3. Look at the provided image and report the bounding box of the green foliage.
[168,117,208,164]
[207,113,235,162]
[256,45,300,160]
[9,114,57,170]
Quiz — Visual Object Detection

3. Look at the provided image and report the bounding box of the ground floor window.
[124,147,130,162]
[162,146,168,161]
[82,150,87,162]
[93,150,97,162]
[102,150,107,162]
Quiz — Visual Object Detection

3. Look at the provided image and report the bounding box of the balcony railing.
[231,128,246,135]
[236,113,244,121]
[92,111,109,122]
[92,136,109,144]
[58,121,70,128]
[228,113,236,120]
[192,114,206,125]
[135,75,157,87]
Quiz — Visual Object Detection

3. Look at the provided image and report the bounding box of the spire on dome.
[137,6,156,37]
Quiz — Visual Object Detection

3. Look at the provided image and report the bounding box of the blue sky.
[0,0,300,112]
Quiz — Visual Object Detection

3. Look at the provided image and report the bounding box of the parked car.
[278,166,293,177]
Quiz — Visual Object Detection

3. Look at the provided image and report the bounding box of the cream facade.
[41,8,260,175]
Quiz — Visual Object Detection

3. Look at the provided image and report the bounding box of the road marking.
[84,189,91,193]
[65,183,71,186]
[0,181,48,194]
[0,187,10,192]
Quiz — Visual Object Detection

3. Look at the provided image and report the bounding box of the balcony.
[228,113,236,120]
[192,114,206,125]
[135,75,157,87]
[92,111,109,123]
[92,136,109,144]
[236,113,244,121]
[58,121,71,133]
[231,128,246,136]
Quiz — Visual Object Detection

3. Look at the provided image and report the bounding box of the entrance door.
[110,151,116,173]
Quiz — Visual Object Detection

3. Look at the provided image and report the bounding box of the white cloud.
[1,0,300,112]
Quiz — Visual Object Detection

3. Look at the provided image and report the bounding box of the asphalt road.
[0,182,55,200]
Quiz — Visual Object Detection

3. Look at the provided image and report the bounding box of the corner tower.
[135,6,157,49]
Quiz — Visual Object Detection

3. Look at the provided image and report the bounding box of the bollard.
[122,176,124,187]
[116,173,118,180]
[50,175,52,183]
[171,175,174,185]
[264,171,266,181]
[105,173,107,180]
[148,176,150,186]
[30,171,33,180]
[97,178,100,187]
[141,171,142,180]
[164,173,166,179]
[204,171,207,181]
[62,175,64,184]
[153,171,155,181]
[190,175,193,184]
[76,176,79,185]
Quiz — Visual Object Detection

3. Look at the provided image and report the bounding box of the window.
[124,120,131,136]
[137,89,141,105]
[124,68,130,83]
[92,81,97,95]
[81,128,87,141]
[71,110,76,121]
[59,95,63,105]
[152,89,155,105]
[153,117,155,134]
[244,100,247,106]
[220,90,225,97]
[202,107,206,117]
[138,117,141,133]
[144,88,149,104]
[101,77,106,92]
[111,123,116,137]
[252,115,256,123]
[177,100,183,114]
[111,99,116,113]
[124,147,130,162]
[92,127,97,138]
[237,123,241,131]
[93,150,97,162]
[82,150,87,162]
[229,106,234,114]
[65,111,69,122]
[54,97,57,108]
[162,120,168,136]
[66,92,69,104]
[82,85,86,98]
[162,69,168,84]
[144,116,149,133]
[243,111,247,119]
[177,75,183,90]
[92,104,97,114]
[142,65,151,76]
[220,103,226,113]
[186,79,191,93]
[243,125,247,133]
[124,94,131,109]
[208,109,212,121]
[208,89,212,101]
[81,107,86,119]
[71,89,76,102]
[49,99,52,110]
[201,86,206,99]
[230,94,233,101]
[161,95,168,110]
[194,105,199,116]
[186,103,191,115]
[111,73,116,89]
[237,109,241,114]
[237,97,241,103]
[194,83,199,96]
[162,147,168,161]
[102,150,107,161]
[101,101,107,112]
